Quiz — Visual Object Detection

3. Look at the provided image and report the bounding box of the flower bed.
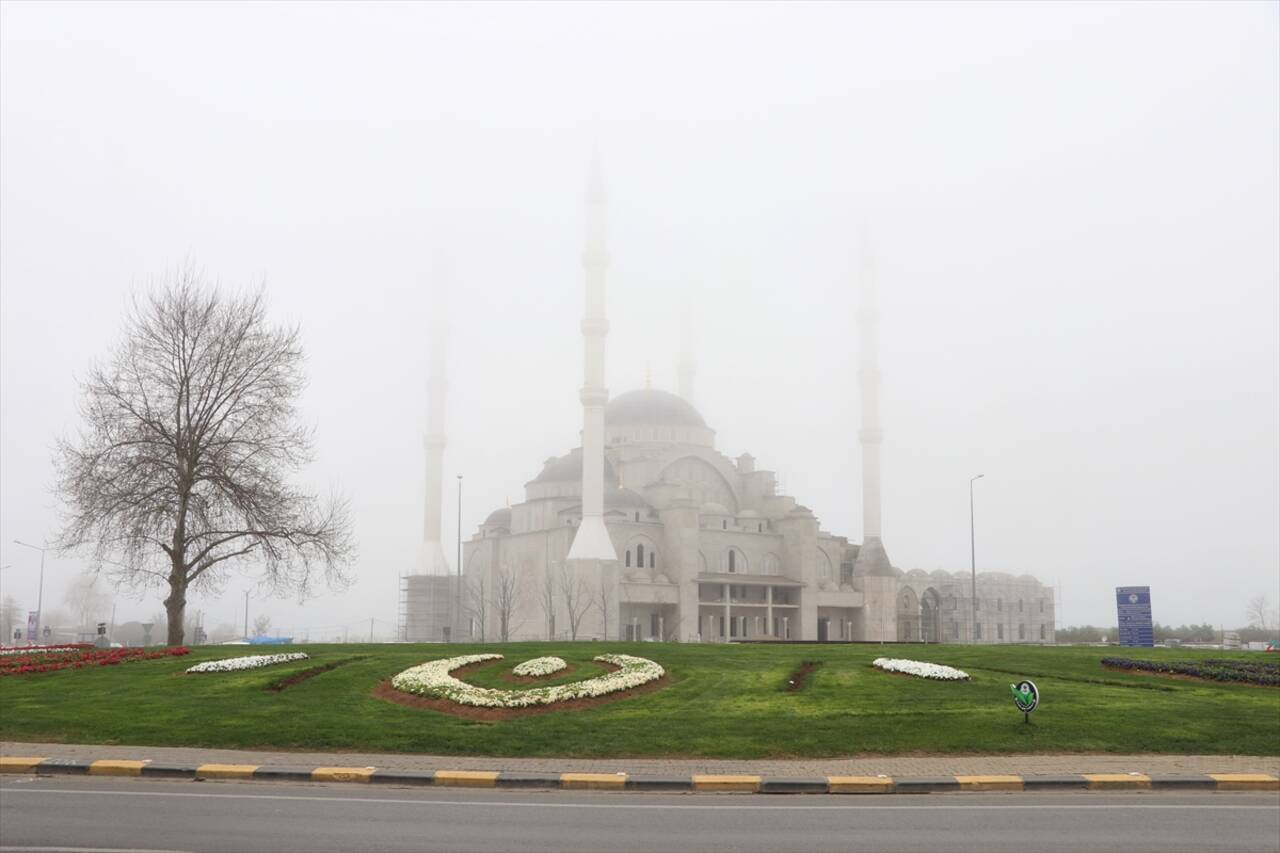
[391,653,664,708]
[0,646,189,676]
[872,657,970,681]
[186,652,309,674]
[512,656,567,677]
[1102,657,1279,687]
[0,643,92,657]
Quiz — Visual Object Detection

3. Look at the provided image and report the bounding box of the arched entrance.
[920,588,942,643]
[896,587,919,642]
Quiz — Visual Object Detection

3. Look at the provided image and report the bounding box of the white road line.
[1,787,1276,811]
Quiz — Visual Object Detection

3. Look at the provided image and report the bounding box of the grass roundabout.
[1,642,1276,758]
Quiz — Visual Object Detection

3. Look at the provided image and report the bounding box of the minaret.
[567,151,617,562]
[852,237,894,578]
[420,268,451,576]
[677,306,696,404]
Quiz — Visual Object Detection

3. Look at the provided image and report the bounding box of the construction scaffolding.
[398,573,460,642]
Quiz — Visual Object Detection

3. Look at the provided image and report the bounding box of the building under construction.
[398,573,459,642]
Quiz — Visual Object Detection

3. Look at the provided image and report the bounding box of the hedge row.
[1102,657,1280,687]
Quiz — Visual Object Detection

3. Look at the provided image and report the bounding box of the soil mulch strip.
[267,657,366,692]
[371,660,670,720]
[785,661,821,692]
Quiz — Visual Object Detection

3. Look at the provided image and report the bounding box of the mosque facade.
[461,388,1056,644]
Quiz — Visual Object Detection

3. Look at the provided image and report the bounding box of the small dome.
[906,568,929,579]
[484,507,512,527]
[606,388,706,428]
[931,570,952,580]
[531,447,618,485]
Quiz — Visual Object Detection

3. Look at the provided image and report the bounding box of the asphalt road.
[1,775,1277,853]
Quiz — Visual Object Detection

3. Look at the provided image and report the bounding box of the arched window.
[649,551,655,569]
[1018,599,1023,613]
[997,598,1003,612]
[728,550,736,573]
[635,512,640,521]
[625,550,631,568]
[722,520,727,530]
[636,544,645,568]
[758,523,763,532]
[1039,624,1046,640]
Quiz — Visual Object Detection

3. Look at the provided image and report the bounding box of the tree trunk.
[164,576,187,647]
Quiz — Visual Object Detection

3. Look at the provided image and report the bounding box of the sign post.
[1115,586,1154,647]
[1011,679,1039,724]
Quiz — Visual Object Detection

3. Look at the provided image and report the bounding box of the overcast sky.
[2,1,1277,638]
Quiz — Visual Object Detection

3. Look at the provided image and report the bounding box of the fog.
[1,1,1276,639]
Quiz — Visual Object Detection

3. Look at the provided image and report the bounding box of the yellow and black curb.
[1,757,1276,794]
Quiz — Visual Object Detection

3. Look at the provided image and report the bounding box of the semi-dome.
[484,507,512,528]
[606,388,706,428]
[530,447,618,485]
[605,487,648,508]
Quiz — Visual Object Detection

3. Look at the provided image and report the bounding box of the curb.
[2,757,1277,794]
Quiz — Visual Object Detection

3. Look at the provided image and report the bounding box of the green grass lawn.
[1,642,1276,758]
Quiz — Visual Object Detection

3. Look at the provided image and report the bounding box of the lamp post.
[455,474,463,642]
[13,540,48,643]
[969,475,984,645]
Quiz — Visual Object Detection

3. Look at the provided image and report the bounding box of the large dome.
[606,388,706,428]
[530,447,618,484]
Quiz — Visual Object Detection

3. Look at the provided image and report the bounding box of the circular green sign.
[1011,679,1039,714]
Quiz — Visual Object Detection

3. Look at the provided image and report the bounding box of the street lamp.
[13,540,48,643]
[969,475,984,645]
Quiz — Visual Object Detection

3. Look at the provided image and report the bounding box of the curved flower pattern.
[391,653,663,708]
[872,657,970,681]
[186,652,309,674]
[512,656,567,677]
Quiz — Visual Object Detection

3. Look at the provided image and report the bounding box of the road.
[0,775,1277,853]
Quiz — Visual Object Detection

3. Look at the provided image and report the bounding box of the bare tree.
[467,574,487,642]
[63,572,111,632]
[491,563,522,642]
[1246,595,1270,632]
[0,595,22,643]
[251,614,272,638]
[537,563,557,640]
[53,271,354,646]
[557,563,592,641]
[593,573,613,640]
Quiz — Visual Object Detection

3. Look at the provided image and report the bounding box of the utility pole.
[369,617,374,644]
[243,590,249,639]
[969,475,984,645]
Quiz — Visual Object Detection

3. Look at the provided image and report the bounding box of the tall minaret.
[677,306,696,404]
[420,266,451,576]
[567,151,618,562]
[852,236,894,577]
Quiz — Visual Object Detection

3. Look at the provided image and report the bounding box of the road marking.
[0,847,192,852]
[1,786,1276,811]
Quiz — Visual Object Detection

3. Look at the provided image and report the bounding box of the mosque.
[400,160,1056,645]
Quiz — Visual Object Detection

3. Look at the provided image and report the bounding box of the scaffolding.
[398,573,460,642]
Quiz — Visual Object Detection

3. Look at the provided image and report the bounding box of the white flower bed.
[186,652,309,674]
[512,656,567,677]
[0,645,83,656]
[872,657,970,681]
[391,653,664,708]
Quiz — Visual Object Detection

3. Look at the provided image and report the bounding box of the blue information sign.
[1116,586,1154,647]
